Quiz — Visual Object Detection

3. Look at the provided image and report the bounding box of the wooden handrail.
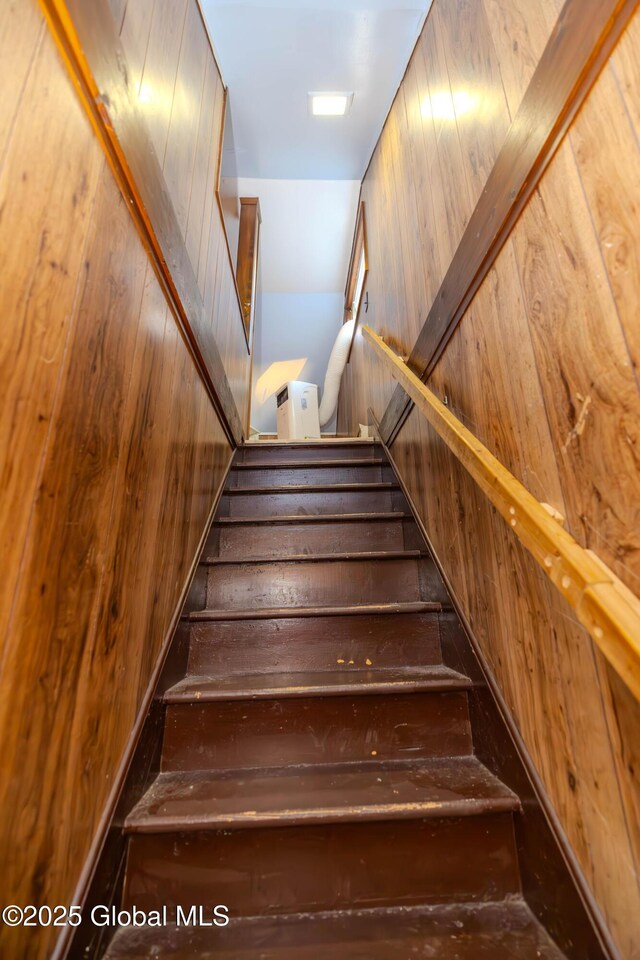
[363,325,640,701]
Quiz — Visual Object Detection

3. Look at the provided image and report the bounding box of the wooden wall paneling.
[107,0,127,33]
[436,0,511,209]
[569,62,640,402]
[185,55,217,274]
[405,39,446,306]
[389,93,427,346]
[196,75,224,290]
[118,0,155,96]
[57,0,244,442]
[481,0,558,118]
[0,29,105,661]
[379,0,640,446]
[512,143,640,592]
[612,13,640,137]
[162,0,209,236]
[423,10,473,260]
[0,1,44,163]
[135,0,188,164]
[392,399,640,957]
[424,224,640,946]
[0,163,148,958]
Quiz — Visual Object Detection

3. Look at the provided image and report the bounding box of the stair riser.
[230,464,394,488]
[162,692,472,772]
[187,613,443,675]
[222,489,406,518]
[205,557,431,611]
[237,444,380,464]
[123,814,520,916]
[208,518,407,559]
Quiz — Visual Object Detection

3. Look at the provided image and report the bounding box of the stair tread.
[203,550,424,566]
[104,902,566,959]
[125,756,519,833]
[163,665,470,703]
[225,482,399,494]
[233,458,387,469]
[187,601,443,622]
[214,512,410,525]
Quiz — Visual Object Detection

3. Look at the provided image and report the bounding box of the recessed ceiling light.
[309,92,354,117]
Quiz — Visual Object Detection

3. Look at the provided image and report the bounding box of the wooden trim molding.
[379,0,640,446]
[373,412,616,960]
[236,197,262,344]
[364,325,640,702]
[344,201,368,363]
[39,0,245,445]
[215,88,250,349]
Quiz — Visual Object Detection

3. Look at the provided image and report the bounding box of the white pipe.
[318,319,355,427]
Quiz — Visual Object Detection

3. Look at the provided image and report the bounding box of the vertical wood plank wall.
[338,1,640,956]
[0,3,244,957]
[115,0,250,429]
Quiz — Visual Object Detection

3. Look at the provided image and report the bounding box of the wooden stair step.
[187,601,443,621]
[236,441,381,464]
[213,511,410,523]
[187,610,443,676]
[225,482,399,494]
[232,457,388,469]
[208,513,414,558]
[222,482,405,518]
[122,812,519,916]
[203,549,424,565]
[163,665,471,703]
[202,552,442,611]
[125,756,519,833]
[229,464,393,488]
[161,689,472,772]
[103,901,567,959]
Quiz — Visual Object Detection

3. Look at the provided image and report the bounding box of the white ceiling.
[201,0,431,180]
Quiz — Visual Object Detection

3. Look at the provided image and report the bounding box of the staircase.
[104,440,567,959]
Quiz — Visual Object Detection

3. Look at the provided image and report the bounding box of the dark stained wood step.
[203,553,444,611]
[187,600,443,621]
[203,549,424,565]
[233,457,388,469]
[161,690,472,772]
[214,511,410,522]
[207,513,413,558]
[173,658,460,696]
[187,610,443,676]
[221,483,406,518]
[163,665,471,703]
[236,441,381,464]
[229,462,393,488]
[125,756,519,833]
[122,813,520,916]
[104,901,567,959]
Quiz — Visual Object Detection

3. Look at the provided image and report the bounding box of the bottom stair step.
[125,756,520,832]
[104,900,567,958]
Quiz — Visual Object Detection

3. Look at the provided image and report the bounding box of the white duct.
[318,319,355,427]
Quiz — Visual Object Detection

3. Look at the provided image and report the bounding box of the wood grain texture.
[52,0,250,441]
[339,0,640,955]
[364,325,640,700]
[0,8,233,959]
[374,0,639,446]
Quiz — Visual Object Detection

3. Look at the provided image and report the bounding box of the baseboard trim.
[55,451,235,960]
[371,411,618,960]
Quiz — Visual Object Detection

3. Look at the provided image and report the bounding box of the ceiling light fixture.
[309,92,354,117]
